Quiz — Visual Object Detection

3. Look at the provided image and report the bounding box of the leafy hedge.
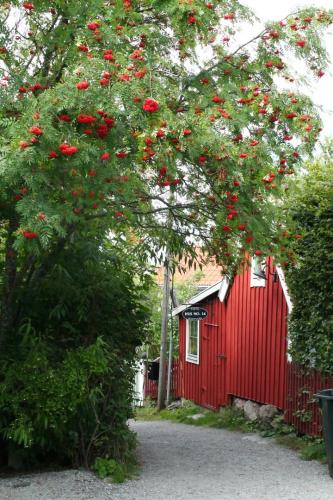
[0,238,151,469]
[286,155,333,373]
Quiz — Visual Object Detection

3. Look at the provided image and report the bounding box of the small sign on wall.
[182,307,208,320]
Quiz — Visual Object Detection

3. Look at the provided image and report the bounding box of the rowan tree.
[1,0,333,344]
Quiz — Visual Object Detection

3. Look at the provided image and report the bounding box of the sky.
[240,0,333,139]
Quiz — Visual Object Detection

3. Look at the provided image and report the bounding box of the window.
[250,256,266,287]
[186,320,200,364]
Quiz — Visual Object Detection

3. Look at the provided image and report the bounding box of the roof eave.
[172,278,230,317]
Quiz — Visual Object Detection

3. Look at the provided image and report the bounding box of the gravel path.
[111,420,333,500]
[1,420,333,499]
[0,469,114,499]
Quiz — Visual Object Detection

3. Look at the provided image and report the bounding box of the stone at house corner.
[167,400,182,410]
[259,404,279,423]
[190,413,205,420]
[233,398,246,411]
[243,400,260,421]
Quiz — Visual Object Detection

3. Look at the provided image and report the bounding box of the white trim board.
[172,278,230,317]
[276,266,293,313]
[185,319,200,364]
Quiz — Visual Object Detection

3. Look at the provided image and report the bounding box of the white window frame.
[250,256,266,287]
[185,319,200,364]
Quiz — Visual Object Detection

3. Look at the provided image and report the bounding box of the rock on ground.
[243,400,260,421]
[233,397,246,411]
[259,404,279,423]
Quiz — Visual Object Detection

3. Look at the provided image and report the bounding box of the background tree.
[1,0,333,469]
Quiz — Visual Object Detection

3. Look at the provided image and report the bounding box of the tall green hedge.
[0,238,151,469]
[286,155,333,373]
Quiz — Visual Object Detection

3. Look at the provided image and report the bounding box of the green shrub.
[0,240,151,470]
[93,457,127,483]
[285,156,333,373]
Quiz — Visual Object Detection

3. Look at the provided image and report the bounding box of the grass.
[275,435,327,463]
[135,401,328,465]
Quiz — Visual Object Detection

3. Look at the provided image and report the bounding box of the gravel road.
[1,419,333,500]
[111,420,333,500]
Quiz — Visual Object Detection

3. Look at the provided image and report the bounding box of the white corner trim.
[172,278,229,317]
[276,266,293,313]
[185,319,200,364]
[218,277,230,302]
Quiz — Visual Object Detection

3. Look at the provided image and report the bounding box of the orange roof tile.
[156,249,223,287]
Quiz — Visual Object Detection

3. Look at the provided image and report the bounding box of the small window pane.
[189,321,198,356]
[250,256,266,287]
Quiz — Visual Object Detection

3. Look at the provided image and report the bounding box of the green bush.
[285,155,333,373]
[93,457,128,483]
[0,240,151,469]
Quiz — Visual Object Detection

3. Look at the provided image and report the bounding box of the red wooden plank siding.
[285,362,333,436]
[226,258,287,409]
[176,257,288,410]
[177,294,227,408]
[143,359,181,400]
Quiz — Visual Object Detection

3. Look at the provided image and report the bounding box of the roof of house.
[156,250,223,288]
[171,265,292,317]
[172,278,230,317]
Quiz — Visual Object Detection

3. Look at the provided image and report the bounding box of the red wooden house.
[172,257,292,410]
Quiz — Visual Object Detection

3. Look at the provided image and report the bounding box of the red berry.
[116,151,127,158]
[23,3,34,10]
[77,114,96,124]
[100,152,110,160]
[29,126,43,136]
[87,22,100,31]
[23,231,38,239]
[156,129,165,138]
[142,98,159,112]
[212,95,224,104]
[76,81,89,90]
[58,114,71,122]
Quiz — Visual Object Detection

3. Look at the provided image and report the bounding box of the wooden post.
[166,315,173,407]
[166,280,178,406]
[157,259,170,410]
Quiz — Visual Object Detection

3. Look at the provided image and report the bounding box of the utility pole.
[157,258,170,410]
[166,283,178,406]
[157,188,174,411]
